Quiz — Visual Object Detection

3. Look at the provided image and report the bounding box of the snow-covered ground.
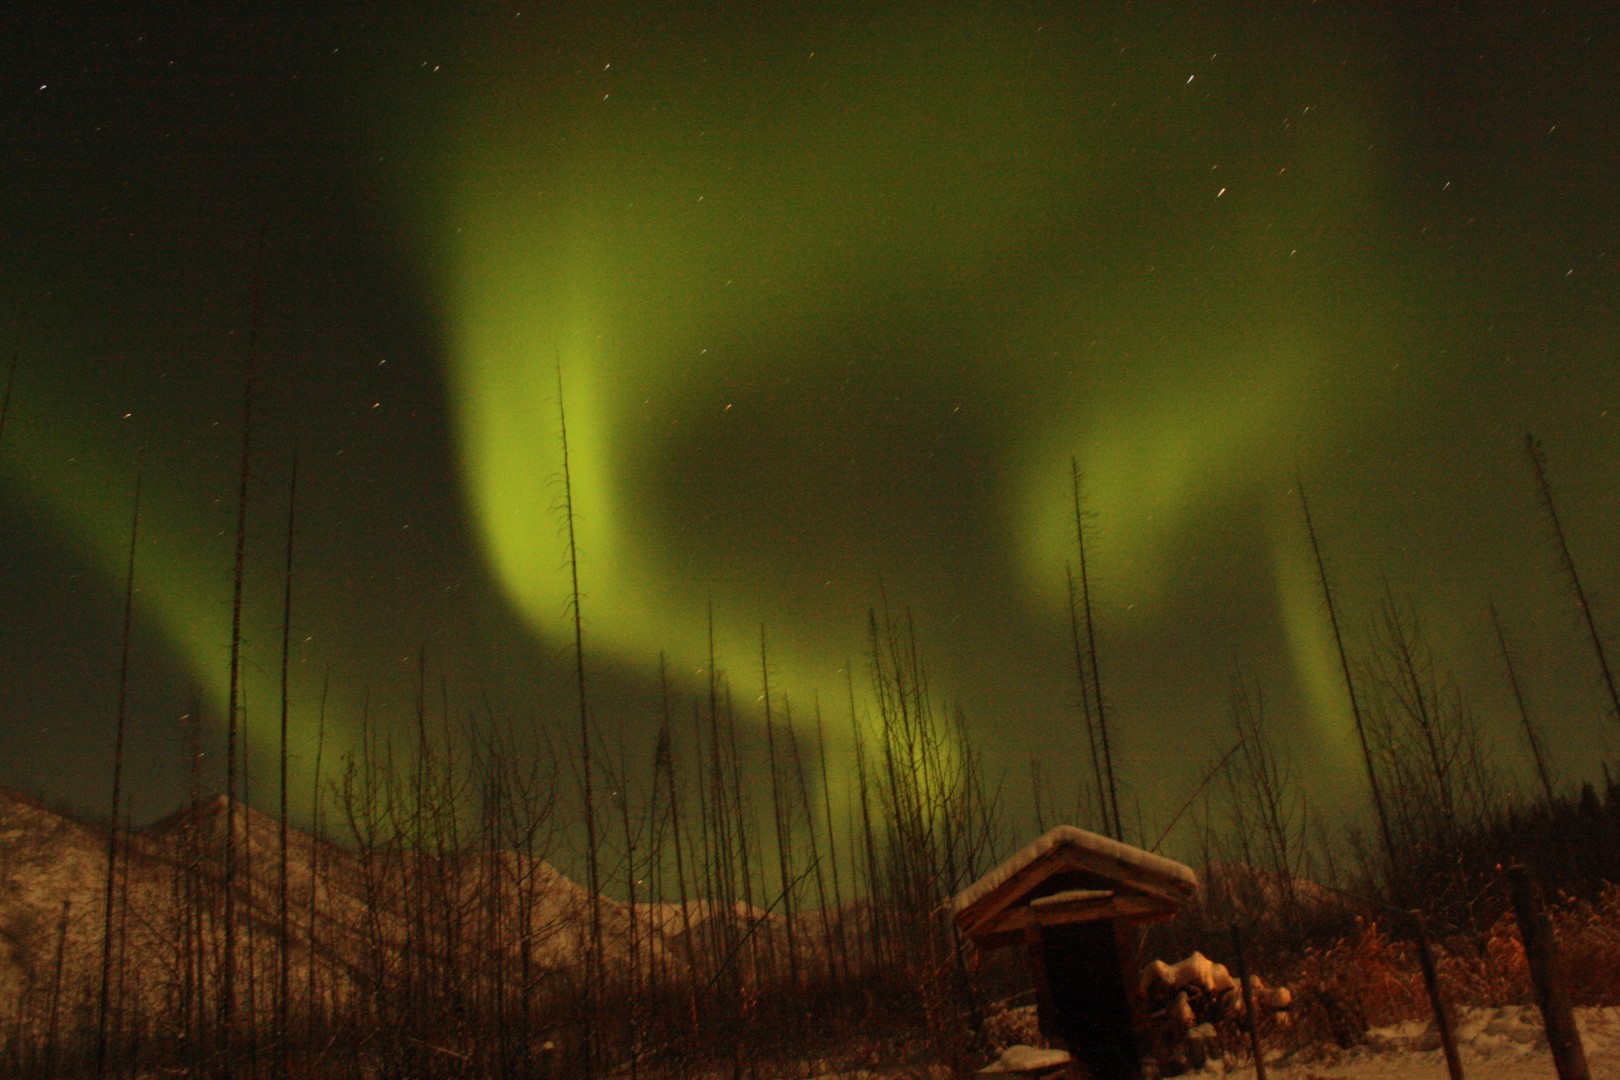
[1216,1004,1620,1080]
[969,1004,1620,1079]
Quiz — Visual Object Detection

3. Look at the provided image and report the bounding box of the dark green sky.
[1,7,1616,858]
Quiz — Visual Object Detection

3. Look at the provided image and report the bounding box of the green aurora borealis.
[2,7,1617,850]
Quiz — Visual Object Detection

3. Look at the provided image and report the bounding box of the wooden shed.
[954,827,1198,1080]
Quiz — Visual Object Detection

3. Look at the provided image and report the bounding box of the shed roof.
[953,826,1198,946]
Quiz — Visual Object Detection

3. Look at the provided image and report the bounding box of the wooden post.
[1507,865,1590,1080]
[1115,921,1149,1076]
[1025,925,1058,1044]
[1228,924,1267,1080]
[1411,911,1464,1080]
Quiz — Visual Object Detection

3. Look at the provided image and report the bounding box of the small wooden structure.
[954,827,1198,1080]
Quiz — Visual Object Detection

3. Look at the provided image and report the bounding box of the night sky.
[2,7,1617,854]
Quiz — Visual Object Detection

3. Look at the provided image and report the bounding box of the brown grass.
[1283,881,1620,1052]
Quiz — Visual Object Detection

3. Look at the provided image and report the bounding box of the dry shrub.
[980,1002,1043,1053]
[1290,920,1427,1047]
[1438,881,1620,1008]
[1281,877,1620,1056]
[1547,881,1620,1005]
[1433,911,1531,1006]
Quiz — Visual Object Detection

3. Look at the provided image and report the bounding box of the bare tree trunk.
[1071,459,1122,841]
[305,672,328,1049]
[655,656,702,1037]
[722,681,761,984]
[759,628,799,988]
[1296,479,1399,889]
[1508,866,1589,1080]
[1525,434,1620,724]
[184,703,208,1075]
[1029,757,1051,834]
[240,703,261,1079]
[703,608,743,1004]
[1229,923,1268,1080]
[617,733,642,1077]
[406,646,427,1025]
[223,350,257,1076]
[1489,603,1557,810]
[848,668,882,970]
[688,697,719,995]
[1065,564,1109,834]
[813,696,851,978]
[555,366,602,1073]
[1383,589,1456,838]
[341,702,389,1029]
[1232,679,1305,942]
[276,448,297,1080]
[785,698,837,982]
[116,799,139,1078]
[470,712,499,1073]
[46,900,71,1079]
[1411,911,1465,1080]
[97,476,140,1080]
[0,345,17,448]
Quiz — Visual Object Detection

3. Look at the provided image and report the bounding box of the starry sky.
[1,6,1617,854]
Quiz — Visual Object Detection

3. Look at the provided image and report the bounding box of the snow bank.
[1246,1004,1620,1080]
[977,1044,1073,1074]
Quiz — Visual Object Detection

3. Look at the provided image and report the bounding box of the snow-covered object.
[953,826,1197,916]
[1142,950,1236,996]
[1257,982,1291,1010]
[1170,990,1197,1028]
[1141,950,1298,1074]
[1141,957,1175,987]
[1143,952,1296,1024]
[976,1044,1073,1074]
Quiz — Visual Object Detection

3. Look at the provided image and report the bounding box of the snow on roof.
[952,825,1197,914]
[1029,888,1114,909]
[978,1044,1073,1074]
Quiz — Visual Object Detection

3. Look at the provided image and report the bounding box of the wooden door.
[1039,920,1141,1080]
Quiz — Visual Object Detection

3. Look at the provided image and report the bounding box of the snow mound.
[977,1044,1073,1074]
[1265,1005,1620,1079]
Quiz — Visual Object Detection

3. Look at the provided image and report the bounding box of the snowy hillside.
[0,787,790,1031]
